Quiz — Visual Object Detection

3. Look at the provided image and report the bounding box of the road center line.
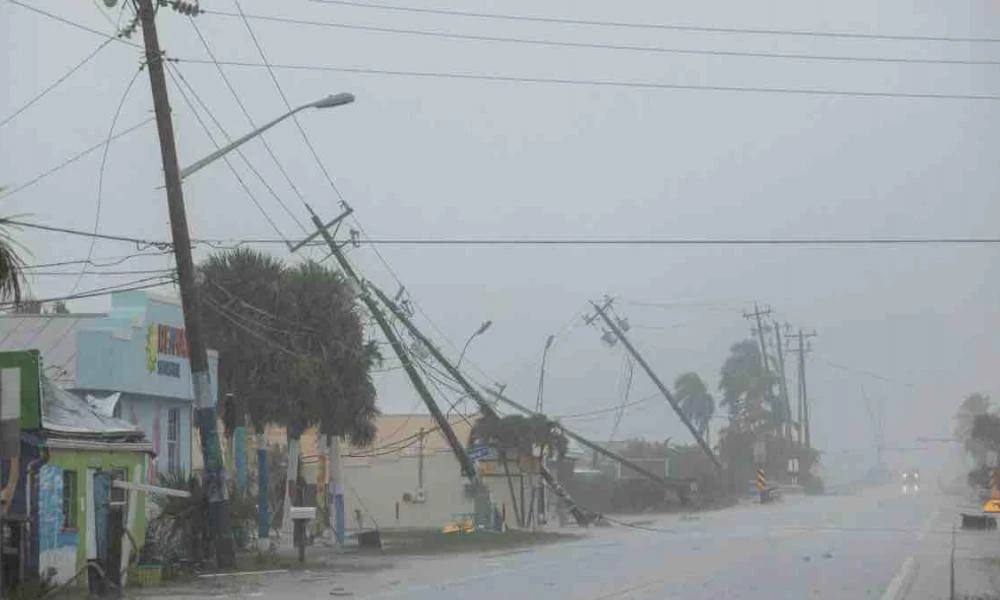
[880,556,916,600]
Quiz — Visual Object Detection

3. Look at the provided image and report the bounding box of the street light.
[536,334,555,414]
[178,92,355,181]
[457,320,492,369]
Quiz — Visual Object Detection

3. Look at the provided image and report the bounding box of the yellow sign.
[984,499,1000,513]
[145,326,158,373]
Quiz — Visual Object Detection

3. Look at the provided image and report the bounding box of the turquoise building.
[0,291,220,480]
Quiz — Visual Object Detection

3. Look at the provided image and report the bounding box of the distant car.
[902,469,920,494]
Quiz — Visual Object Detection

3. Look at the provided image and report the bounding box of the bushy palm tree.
[718,340,777,433]
[675,372,715,444]
[197,250,380,445]
[956,393,991,461]
[0,206,26,305]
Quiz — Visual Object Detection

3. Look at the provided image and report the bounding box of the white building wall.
[341,451,472,530]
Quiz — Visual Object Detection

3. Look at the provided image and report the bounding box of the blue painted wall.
[75,292,219,403]
[72,291,217,477]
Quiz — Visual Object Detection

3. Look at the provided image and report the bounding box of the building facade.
[0,291,220,480]
[0,351,152,591]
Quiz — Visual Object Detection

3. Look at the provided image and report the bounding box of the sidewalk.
[904,500,1000,600]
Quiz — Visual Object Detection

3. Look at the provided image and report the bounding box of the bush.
[802,474,825,495]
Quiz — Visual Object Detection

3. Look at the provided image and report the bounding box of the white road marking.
[880,556,916,600]
[917,509,939,541]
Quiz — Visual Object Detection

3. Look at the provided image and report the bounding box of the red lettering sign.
[155,324,189,358]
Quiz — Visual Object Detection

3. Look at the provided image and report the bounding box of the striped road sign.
[756,468,766,491]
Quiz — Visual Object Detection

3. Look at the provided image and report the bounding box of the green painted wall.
[0,349,42,429]
[48,447,148,580]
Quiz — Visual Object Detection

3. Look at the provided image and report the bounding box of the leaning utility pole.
[744,304,779,435]
[370,286,597,526]
[291,206,489,524]
[589,299,723,472]
[135,0,234,567]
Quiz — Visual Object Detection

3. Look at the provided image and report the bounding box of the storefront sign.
[146,325,187,378]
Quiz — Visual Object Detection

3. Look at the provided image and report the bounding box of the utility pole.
[773,321,792,442]
[788,328,817,449]
[536,334,554,523]
[371,285,600,526]
[743,304,779,434]
[134,0,234,568]
[290,206,487,525]
[589,298,723,472]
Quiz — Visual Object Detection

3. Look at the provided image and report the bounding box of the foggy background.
[2,0,998,484]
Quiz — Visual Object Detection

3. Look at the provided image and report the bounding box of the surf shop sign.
[146,324,188,378]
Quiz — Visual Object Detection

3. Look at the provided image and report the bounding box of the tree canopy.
[468,414,568,459]
[197,248,380,446]
[718,340,777,433]
[674,371,714,442]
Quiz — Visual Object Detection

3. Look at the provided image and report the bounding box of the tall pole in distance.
[800,330,811,450]
[135,0,234,568]
[536,334,554,523]
[536,335,555,414]
[790,329,816,450]
[773,322,792,442]
[590,300,723,473]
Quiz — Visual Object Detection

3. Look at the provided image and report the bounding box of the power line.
[201,295,304,358]
[24,268,174,277]
[176,59,1000,102]
[12,218,1000,248]
[0,219,169,248]
[21,250,173,270]
[310,0,1000,44]
[164,63,292,242]
[231,0,347,203]
[0,39,113,129]
[0,117,154,200]
[0,276,176,308]
[6,0,142,48]
[206,9,1000,67]
[72,64,146,296]
[187,17,310,233]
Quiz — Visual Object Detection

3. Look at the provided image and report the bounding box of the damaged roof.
[41,378,144,441]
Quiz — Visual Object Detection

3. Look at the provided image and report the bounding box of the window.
[110,468,128,506]
[61,471,77,529]
[167,408,180,474]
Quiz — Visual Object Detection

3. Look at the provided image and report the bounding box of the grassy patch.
[377,528,579,556]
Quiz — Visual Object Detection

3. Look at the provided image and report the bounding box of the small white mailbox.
[289,506,317,521]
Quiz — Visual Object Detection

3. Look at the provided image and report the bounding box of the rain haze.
[2,0,999,538]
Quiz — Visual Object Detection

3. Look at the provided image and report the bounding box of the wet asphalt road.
[147,486,975,600]
[358,487,942,600]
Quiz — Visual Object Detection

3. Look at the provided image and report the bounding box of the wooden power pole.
[135,0,234,568]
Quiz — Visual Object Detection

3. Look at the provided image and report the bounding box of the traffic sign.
[467,445,489,461]
[984,499,1000,513]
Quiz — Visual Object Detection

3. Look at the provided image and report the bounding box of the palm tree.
[197,250,381,444]
[0,205,26,305]
[955,393,991,462]
[674,372,715,444]
[718,340,777,433]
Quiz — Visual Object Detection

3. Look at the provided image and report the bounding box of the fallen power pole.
[590,299,723,473]
[485,388,699,499]
[291,206,482,494]
[371,285,596,526]
[135,0,234,567]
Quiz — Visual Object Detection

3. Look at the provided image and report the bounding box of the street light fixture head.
[544,334,555,350]
[476,320,493,336]
[313,92,355,109]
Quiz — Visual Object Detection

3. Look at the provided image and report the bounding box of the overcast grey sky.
[2,0,998,479]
